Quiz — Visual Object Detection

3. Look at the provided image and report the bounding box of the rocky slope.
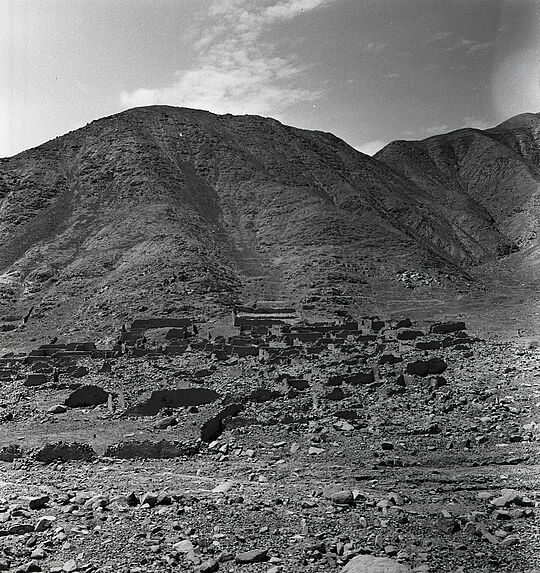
[0,108,538,340]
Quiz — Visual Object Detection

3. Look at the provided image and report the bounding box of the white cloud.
[120,0,339,117]
[354,139,387,156]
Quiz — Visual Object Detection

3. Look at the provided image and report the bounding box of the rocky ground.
[1,318,540,572]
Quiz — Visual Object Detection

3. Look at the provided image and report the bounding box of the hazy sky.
[1,0,539,158]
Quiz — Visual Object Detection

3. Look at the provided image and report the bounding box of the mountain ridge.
[0,107,539,343]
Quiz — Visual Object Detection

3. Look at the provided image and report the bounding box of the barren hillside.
[0,108,538,342]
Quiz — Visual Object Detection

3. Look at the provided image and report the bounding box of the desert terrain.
[0,108,540,572]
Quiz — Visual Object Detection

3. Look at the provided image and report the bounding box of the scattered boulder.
[70,366,88,378]
[31,363,52,373]
[397,329,424,340]
[132,388,220,416]
[490,489,533,508]
[324,387,346,401]
[416,340,442,351]
[334,409,359,420]
[35,516,55,532]
[235,549,268,564]
[173,539,197,563]
[24,374,48,387]
[346,370,375,385]
[287,378,310,391]
[126,492,140,506]
[193,368,215,378]
[341,555,411,573]
[0,444,23,462]
[28,495,49,510]
[201,403,243,443]
[334,420,355,432]
[104,439,198,459]
[154,416,177,430]
[34,442,96,463]
[331,371,375,386]
[406,357,447,377]
[329,490,354,505]
[8,524,35,535]
[430,321,466,334]
[47,404,67,414]
[379,353,402,365]
[65,385,109,408]
[199,560,219,573]
[248,388,282,402]
[99,361,112,373]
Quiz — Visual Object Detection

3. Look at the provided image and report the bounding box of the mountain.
[375,112,540,263]
[0,107,538,341]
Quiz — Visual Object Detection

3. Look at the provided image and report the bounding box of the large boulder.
[248,388,282,402]
[379,353,402,365]
[287,379,310,391]
[24,373,48,387]
[34,442,96,463]
[201,403,243,442]
[70,366,89,378]
[0,444,23,462]
[341,555,411,573]
[104,439,198,459]
[396,329,424,340]
[406,357,447,377]
[430,321,466,334]
[65,385,109,408]
[132,388,219,416]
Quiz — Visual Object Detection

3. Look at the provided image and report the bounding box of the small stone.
[15,562,41,573]
[341,555,411,572]
[212,482,233,493]
[30,548,45,560]
[29,495,49,510]
[156,493,173,505]
[308,446,325,455]
[62,559,77,572]
[330,490,354,505]
[84,494,108,509]
[126,492,140,506]
[500,534,519,547]
[154,416,177,430]
[8,523,34,535]
[334,420,355,432]
[235,549,268,564]
[490,489,521,508]
[199,559,219,573]
[140,492,158,507]
[48,405,67,414]
[477,524,499,545]
[174,539,194,552]
[35,516,56,532]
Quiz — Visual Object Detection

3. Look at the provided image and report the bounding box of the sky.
[1,0,539,158]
